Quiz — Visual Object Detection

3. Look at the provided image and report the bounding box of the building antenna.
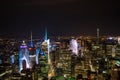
[30,31,33,47]
[97,28,100,44]
[97,28,99,38]
[45,28,48,41]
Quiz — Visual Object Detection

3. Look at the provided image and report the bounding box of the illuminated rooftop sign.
[20,45,27,48]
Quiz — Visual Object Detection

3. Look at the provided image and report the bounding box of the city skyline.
[1,0,120,38]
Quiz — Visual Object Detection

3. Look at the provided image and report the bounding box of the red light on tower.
[28,47,36,51]
[28,47,32,51]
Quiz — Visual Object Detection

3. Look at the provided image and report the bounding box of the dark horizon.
[1,0,120,38]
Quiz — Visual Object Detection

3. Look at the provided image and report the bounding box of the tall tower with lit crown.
[19,41,30,72]
[28,31,36,69]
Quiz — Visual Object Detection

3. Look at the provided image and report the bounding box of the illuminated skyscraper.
[28,31,36,68]
[10,54,14,64]
[19,41,30,72]
[69,38,79,56]
[36,28,48,64]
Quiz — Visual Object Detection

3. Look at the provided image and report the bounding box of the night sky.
[1,0,120,38]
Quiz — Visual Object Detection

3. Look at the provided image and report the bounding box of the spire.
[44,28,48,41]
[97,28,99,44]
[31,31,32,42]
[97,28,99,38]
[30,31,33,47]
